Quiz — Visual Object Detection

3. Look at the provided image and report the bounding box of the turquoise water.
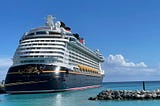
[0,81,160,106]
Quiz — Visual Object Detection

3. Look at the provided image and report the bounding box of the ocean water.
[0,81,160,106]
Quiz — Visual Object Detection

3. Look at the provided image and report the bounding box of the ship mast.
[45,15,55,27]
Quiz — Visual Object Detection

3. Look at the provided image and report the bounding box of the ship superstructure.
[5,15,104,94]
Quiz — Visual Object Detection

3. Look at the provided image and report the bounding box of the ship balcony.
[20,41,66,46]
[19,45,66,49]
[18,53,65,57]
[13,56,64,65]
[17,49,65,54]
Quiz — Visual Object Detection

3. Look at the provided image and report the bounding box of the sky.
[1,0,160,82]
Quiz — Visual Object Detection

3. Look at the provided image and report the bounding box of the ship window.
[49,31,61,35]
[60,67,68,71]
[27,33,34,36]
[20,60,45,63]
[36,31,47,35]
[69,38,76,42]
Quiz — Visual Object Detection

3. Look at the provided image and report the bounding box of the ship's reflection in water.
[1,89,98,106]
[54,93,62,106]
[1,92,64,106]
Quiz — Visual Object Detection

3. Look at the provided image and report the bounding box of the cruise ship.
[5,15,105,94]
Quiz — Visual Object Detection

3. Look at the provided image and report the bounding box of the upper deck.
[13,15,104,66]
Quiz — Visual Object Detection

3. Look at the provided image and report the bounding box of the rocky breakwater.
[89,89,160,100]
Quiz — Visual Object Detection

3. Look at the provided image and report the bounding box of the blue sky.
[1,0,160,82]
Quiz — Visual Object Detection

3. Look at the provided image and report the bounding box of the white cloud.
[0,57,12,81]
[103,54,160,82]
[106,54,147,68]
